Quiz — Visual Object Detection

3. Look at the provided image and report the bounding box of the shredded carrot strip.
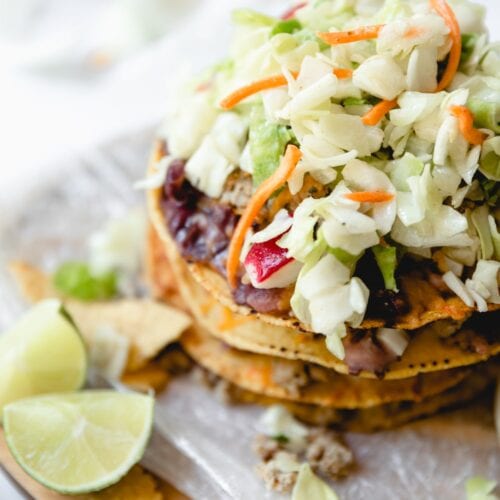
[430,0,461,91]
[317,25,384,45]
[332,68,353,79]
[220,74,293,110]
[220,67,353,109]
[281,2,307,20]
[358,1,460,124]
[362,99,398,126]
[449,105,487,145]
[226,145,302,288]
[344,191,395,203]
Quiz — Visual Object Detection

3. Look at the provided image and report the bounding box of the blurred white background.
[0,0,497,210]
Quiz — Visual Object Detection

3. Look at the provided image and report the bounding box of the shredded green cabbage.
[53,262,117,301]
[327,247,362,271]
[461,33,481,66]
[271,19,302,37]
[249,104,295,185]
[468,99,500,134]
[160,0,500,342]
[480,137,500,180]
[471,205,494,260]
[372,244,398,291]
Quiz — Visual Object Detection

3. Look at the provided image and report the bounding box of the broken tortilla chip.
[67,300,191,371]
[121,363,170,392]
[9,261,192,371]
[9,260,59,302]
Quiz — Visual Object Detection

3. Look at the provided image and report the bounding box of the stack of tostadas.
[147,142,499,432]
[144,0,500,433]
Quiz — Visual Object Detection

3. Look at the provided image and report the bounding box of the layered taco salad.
[146,0,499,432]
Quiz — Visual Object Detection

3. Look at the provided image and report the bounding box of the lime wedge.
[3,391,154,494]
[0,299,87,415]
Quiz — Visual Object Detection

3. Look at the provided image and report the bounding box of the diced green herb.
[271,19,302,36]
[272,434,290,444]
[53,262,117,301]
[372,245,398,291]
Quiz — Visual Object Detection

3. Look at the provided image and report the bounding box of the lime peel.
[3,390,154,494]
[0,299,87,418]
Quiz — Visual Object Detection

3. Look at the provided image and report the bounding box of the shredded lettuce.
[372,244,398,291]
[249,104,295,186]
[292,463,339,500]
[53,262,117,301]
[465,476,498,500]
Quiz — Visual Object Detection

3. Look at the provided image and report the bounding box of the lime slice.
[3,390,154,494]
[0,299,87,415]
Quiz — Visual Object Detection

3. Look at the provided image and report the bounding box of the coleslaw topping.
[160,0,499,357]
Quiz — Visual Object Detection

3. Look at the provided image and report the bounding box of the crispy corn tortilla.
[9,261,191,371]
[147,142,498,335]
[228,370,493,432]
[146,225,500,380]
[182,325,471,409]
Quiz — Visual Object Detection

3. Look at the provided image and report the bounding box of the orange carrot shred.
[226,144,302,288]
[449,105,487,145]
[430,0,461,91]
[362,99,398,126]
[344,191,395,203]
[219,67,354,109]
[220,74,292,110]
[317,25,384,45]
[332,68,353,79]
